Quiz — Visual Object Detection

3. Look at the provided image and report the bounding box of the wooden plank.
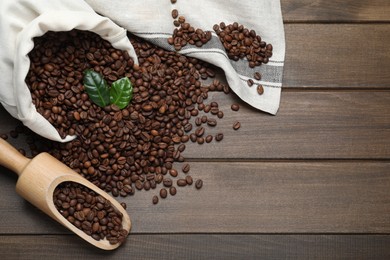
[281,0,390,22]
[1,162,389,234]
[283,24,390,89]
[183,91,390,159]
[0,234,390,259]
[1,91,390,160]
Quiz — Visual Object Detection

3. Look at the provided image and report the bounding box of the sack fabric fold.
[0,0,285,142]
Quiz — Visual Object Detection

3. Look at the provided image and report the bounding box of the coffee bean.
[233,121,241,130]
[182,163,190,173]
[195,127,205,137]
[231,103,240,111]
[169,169,178,177]
[257,84,264,95]
[160,188,168,199]
[195,179,203,189]
[171,0,177,4]
[247,79,254,87]
[197,137,205,144]
[206,118,217,127]
[163,178,173,187]
[254,72,262,80]
[185,175,193,185]
[205,135,213,143]
[169,186,177,196]
[152,195,159,204]
[177,179,187,187]
[215,133,224,142]
[177,144,186,152]
[171,9,178,19]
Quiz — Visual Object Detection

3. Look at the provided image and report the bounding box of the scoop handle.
[0,138,30,176]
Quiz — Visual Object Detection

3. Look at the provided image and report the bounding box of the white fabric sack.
[0,0,138,142]
[86,0,286,113]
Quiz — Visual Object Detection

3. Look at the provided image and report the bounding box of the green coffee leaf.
[83,69,110,107]
[110,77,133,109]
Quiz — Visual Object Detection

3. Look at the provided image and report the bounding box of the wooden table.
[1,1,390,259]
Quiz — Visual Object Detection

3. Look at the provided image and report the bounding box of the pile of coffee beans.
[25,29,236,205]
[168,10,212,51]
[53,181,128,245]
[213,22,273,68]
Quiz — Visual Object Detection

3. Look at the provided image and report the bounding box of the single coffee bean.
[177,144,186,152]
[163,178,173,187]
[169,169,178,177]
[152,195,159,204]
[160,188,168,199]
[215,133,224,142]
[231,103,240,111]
[197,137,205,144]
[217,111,224,119]
[205,135,213,143]
[182,163,190,173]
[254,72,262,80]
[257,84,264,95]
[247,79,254,87]
[169,186,177,196]
[195,179,203,189]
[206,118,217,127]
[233,121,241,130]
[177,179,187,186]
[171,9,179,19]
[185,175,193,185]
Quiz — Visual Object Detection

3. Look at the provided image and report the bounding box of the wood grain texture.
[1,162,389,234]
[1,91,389,160]
[283,24,390,89]
[281,0,390,22]
[0,234,389,260]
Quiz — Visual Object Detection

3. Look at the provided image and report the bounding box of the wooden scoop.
[0,138,131,250]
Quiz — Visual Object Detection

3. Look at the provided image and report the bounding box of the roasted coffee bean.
[185,175,193,185]
[169,186,177,196]
[254,72,262,80]
[231,103,240,111]
[171,9,179,19]
[152,195,159,204]
[233,121,241,130]
[169,169,178,177]
[177,179,187,187]
[177,144,186,152]
[205,135,213,143]
[197,137,205,144]
[160,188,168,199]
[257,84,264,95]
[163,178,173,187]
[217,111,224,119]
[206,118,217,127]
[182,163,190,173]
[215,133,224,142]
[247,79,254,87]
[195,127,205,137]
[195,179,203,189]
